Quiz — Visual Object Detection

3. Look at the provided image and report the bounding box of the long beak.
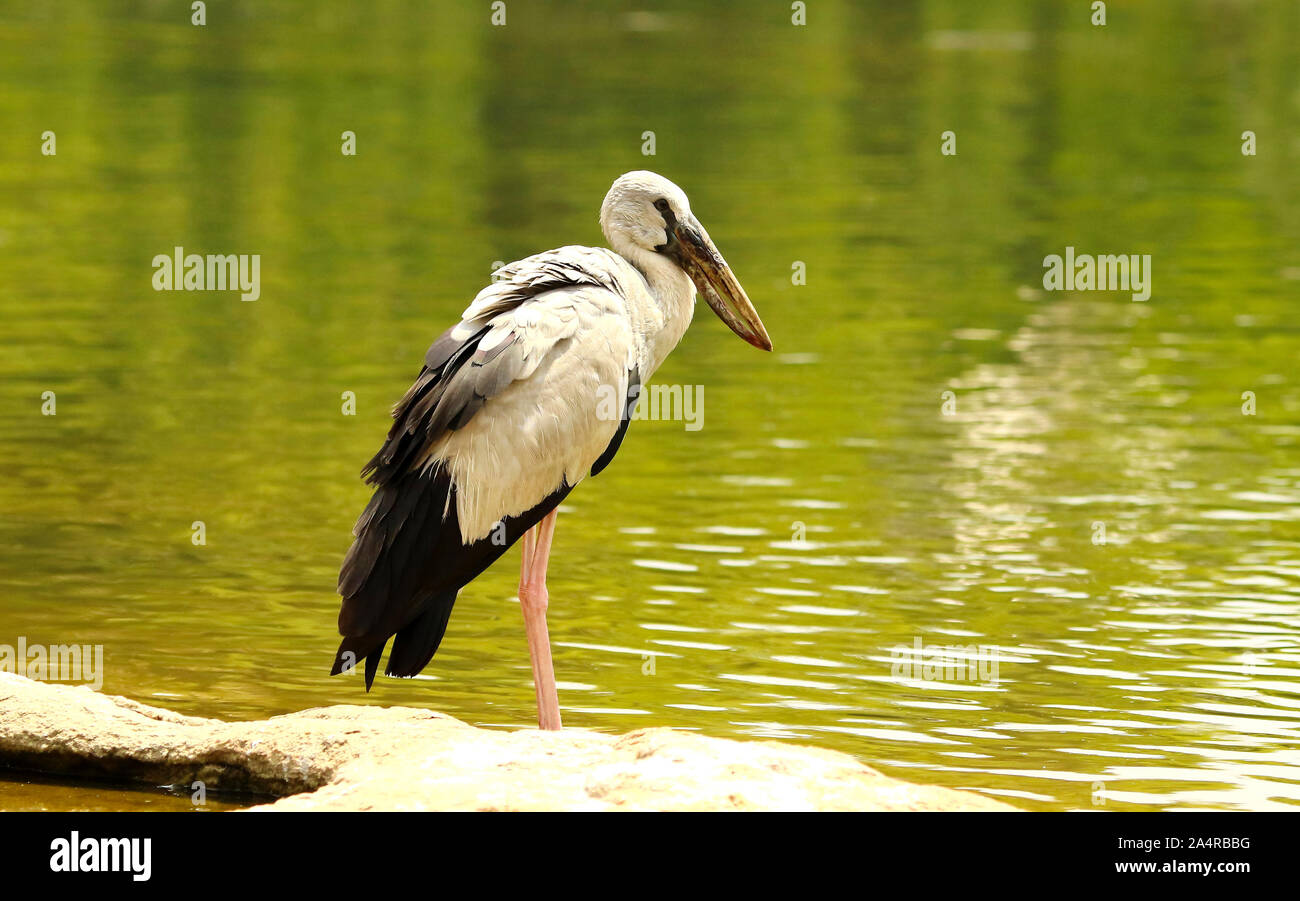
[670,216,772,351]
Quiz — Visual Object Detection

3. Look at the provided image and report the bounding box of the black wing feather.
[591,367,640,477]
[333,259,613,687]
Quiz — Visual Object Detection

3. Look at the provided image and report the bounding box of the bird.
[330,170,771,730]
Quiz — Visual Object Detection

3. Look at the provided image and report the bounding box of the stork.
[330,171,771,730]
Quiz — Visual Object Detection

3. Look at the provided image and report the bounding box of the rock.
[0,673,1015,811]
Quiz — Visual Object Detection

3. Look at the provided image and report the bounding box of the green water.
[2,1,1299,812]
[0,771,252,812]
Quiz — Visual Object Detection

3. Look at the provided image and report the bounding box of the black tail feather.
[364,645,383,690]
[330,634,388,691]
[386,590,458,678]
[331,466,574,688]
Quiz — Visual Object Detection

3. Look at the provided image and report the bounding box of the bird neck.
[611,240,696,377]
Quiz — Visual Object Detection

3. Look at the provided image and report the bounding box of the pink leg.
[518,509,562,730]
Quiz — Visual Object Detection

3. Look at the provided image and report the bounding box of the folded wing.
[332,246,641,687]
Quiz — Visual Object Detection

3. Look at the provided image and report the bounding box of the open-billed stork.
[330,170,771,730]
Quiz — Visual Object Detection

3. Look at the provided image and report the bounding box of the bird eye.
[654,198,670,212]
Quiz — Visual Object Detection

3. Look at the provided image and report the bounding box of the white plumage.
[425,182,702,542]
[431,263,642,542]
[332,170,770,729]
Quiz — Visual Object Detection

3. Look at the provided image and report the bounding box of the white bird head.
[601,170,772,352]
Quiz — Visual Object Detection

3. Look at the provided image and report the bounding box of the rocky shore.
[0,673,1015,811]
